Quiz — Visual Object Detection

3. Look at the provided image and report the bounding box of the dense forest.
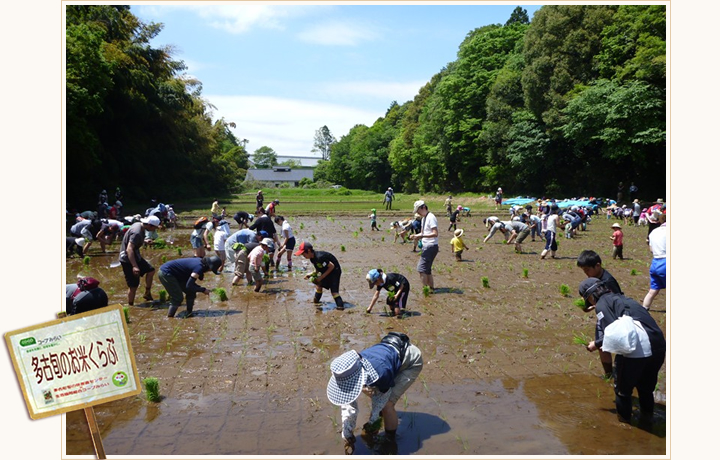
[66,5,665,207]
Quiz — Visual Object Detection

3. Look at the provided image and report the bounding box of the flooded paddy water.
[65,211,666,455]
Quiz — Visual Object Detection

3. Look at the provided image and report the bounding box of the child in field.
[610,223,624,260]
[450,229,470,261]
[576,250,623,378]
[274,215,295,269]
[248,238,274,292]
[296,242,346,310]
[369,208,379,231]
[365,268,410,318]
[390,219,412,243]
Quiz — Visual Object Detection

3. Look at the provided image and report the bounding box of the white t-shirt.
[648,224,666,259]
[546,214,559,233]
[421,212,439,246]
[281,221,294,239]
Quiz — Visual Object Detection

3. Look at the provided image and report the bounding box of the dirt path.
[65,212,666,455]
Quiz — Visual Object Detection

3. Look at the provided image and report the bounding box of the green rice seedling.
[122,306,130,324]
[573,297,586,309]
[353,231,359,238]
[630,269,638,276]
[559,284,570,297]
[381,236,385,242]
[423,285,431,297]
[311,234,317,240]
[300,222,305,230]
[522,268,529,278]
[262,254,270,265]
[213,288,228,302]
[153,239,167,249]
[138,333,146,344]
[359,226,363,232]
[340,245,346,252]
[161,255,167,264]
[143,377,161,402]
[83,256,90,265]
[309,272,319,283]
[481,277,490,288]
[159,290,167,302]
[572,331,591,346]
[177,247,182,256]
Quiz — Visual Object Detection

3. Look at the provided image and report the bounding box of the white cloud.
[296,20,380,46]
[322,80,427,103]
[205,95,384,157]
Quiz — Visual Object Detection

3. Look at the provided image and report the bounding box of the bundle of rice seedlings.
[213,288,228,302]
[143,377,161,402]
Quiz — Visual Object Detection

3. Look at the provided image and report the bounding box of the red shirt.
[612,230,623,246]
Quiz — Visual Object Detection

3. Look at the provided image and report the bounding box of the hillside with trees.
[66,5,665,205]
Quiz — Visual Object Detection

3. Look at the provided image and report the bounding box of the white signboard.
[5,304,140,419]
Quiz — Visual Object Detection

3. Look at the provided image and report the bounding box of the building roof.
[245,168,314,182]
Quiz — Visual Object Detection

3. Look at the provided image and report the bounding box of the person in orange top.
[610,223,624,260]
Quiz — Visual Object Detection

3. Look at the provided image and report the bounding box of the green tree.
[252,146,278,168]
[505,6,530,26]
[311,125,336,161]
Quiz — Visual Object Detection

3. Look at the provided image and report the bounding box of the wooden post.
[58,311,106,459]
[84,407,107,459]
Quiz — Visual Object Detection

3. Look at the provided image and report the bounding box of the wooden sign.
[5,304,141,420]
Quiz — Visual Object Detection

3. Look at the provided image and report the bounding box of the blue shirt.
[226,229,257,246]
[160,258,206,293]
[360,343,400,393]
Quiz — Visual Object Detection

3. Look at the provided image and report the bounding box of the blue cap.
[366,269,381,288]
[258,230,269,237]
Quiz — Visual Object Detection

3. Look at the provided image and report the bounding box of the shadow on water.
[353,412,451,455]
[432,287,464,295]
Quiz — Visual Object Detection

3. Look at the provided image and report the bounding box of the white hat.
[261,238,275,250]
[454,229,464,237]
[413,200,425,213]
[611,223,622,229]
[326,350,379,406]
[141,215,161,227]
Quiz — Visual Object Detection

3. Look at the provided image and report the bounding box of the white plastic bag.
[601,315,638,354]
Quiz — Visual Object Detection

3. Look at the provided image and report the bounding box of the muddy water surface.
[66,212,666,455]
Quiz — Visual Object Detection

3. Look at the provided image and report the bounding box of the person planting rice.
[274,215,295,269]
[295,241,346,310]
[327,333,423,454]
[504,220,531,253]
[576,250,623,378]
[158,255,222,318]
[390,218,413,244]
[365,268,410,317]
[578,278,665,425]
[248,238,274,292]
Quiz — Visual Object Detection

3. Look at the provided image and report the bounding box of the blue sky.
[132,2,543,160]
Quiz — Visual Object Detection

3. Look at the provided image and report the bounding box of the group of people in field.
[66,186,667,454]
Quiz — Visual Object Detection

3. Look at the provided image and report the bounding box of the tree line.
[314,5,666,200]
[66,5,665,209]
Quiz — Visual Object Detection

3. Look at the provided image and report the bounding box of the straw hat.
[454,229,464,237]
[611,223,622,229]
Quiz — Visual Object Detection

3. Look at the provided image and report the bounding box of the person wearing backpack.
[578,278,665,425]
[326,333,423,454]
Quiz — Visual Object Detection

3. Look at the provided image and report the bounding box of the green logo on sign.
[112,371,129,387]
[19,337,36,347]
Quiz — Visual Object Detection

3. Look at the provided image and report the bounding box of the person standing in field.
[256,190,264,212]
[449,229,469,261]
[369,208,379,231]
[610,223,624,260]
[119,215,159,305]
[643,216,666,310]
[383,187,394,210]
[540,205,559,259]
[409,200,439,293]
[274,215,295,270]
[495,187,503,210]
[211,199,221,219]
[448,205,461,232]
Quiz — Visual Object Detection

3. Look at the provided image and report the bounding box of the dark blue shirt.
[160,258,206,293]
[360,343,401,393]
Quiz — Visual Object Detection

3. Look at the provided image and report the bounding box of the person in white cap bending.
[327,333,423,454]
[118,215,159,305]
